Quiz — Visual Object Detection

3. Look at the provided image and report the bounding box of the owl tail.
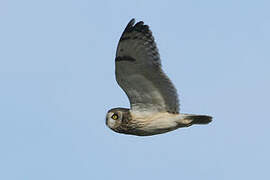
[179,114,212,126]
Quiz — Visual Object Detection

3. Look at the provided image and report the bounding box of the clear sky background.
[0,0,269,179]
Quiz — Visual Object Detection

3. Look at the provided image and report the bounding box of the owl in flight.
[106,19,212,136]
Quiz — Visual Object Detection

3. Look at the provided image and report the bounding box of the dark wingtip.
[128,18,135,27]
[123,18,136,33]
[122,18,150,34]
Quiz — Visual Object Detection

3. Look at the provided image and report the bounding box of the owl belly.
[130,112,181,136]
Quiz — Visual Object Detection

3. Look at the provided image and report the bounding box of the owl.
[106,19,212,136]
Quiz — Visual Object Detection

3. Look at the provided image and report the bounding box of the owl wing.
[115,19,179,113]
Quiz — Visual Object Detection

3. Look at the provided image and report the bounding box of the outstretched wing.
[115,19,179,113]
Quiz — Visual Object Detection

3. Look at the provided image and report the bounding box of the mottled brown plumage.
[106,19,212,136]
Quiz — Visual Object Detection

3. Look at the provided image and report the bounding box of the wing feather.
[115,19,179,113]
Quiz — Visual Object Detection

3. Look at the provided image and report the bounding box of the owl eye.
[111,114,118,120]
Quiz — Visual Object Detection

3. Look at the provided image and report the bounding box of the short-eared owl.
[106,19,212,136]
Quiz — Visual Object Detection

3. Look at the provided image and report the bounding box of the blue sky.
[0,0,269,179]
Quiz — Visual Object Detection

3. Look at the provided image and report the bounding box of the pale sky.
[0,0,269,179]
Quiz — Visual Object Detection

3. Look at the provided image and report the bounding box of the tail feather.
[180,114,212,125]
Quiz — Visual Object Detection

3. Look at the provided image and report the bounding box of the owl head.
[105,108,130,132]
